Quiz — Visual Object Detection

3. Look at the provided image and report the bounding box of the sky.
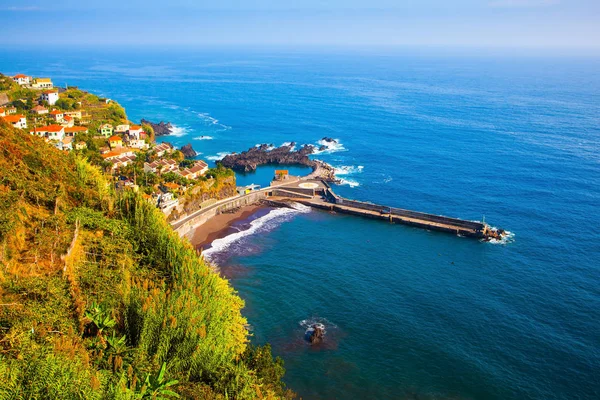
[1,0,599,50]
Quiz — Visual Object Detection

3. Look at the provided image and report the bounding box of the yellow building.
[108,135,123,149]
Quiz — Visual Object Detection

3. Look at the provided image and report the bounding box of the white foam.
[202,203,311,262]
[197,112,232,131]
[193,135,214,140]
[169,125,189,137]
[334,165,364,175]
[206,152,232,161]
[313,138,346,155]
[281,142,297,151]
[338,178,360,188]
[486,230,515,245]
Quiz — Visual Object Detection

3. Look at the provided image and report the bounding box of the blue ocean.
[2,47,599,399]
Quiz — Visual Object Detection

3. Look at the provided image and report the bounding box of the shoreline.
[189,204,267,250]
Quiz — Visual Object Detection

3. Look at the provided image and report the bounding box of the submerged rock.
[305,323,325,345]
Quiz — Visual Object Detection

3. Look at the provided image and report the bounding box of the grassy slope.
[0,121,292,399]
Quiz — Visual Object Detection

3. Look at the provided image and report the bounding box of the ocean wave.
[334,165,364,176]
[299,317,338,337]
[206,152,232,161]
[281,142,297,151]
[202,203,311,262]
[313,138,346,154]
[197,112,232,131]
[486,230,515,245]
[169,125,190,137]
[338,178,360,188]
[193,135,214,140]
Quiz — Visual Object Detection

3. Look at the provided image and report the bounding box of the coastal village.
[0,72,220,217]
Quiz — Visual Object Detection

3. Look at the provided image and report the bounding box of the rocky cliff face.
[220,143,317,172]
[180,143,197,158]
[141,119,173,136]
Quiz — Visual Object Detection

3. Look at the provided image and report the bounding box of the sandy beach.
[189,204,266,250]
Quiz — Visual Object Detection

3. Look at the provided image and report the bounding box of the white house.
[143,159,179,174]
[128,125,144,139]
[49,109,64,122]
[41,91,59,106]
[61,136,73,151]
[129,138,149,150]
[152,142,173,157]
[115,124,130,133]
[13,74,32,85]
[30,124,65,141]
[2,114,27,129]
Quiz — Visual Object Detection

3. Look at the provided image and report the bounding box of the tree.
[142,124,155,143]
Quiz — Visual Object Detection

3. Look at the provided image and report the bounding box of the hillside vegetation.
[0,121,294,399]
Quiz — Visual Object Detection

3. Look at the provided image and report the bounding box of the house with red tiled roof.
[0,108,5,117]
[31,105,48,115]
[143,158,179,174]
[61,136,73,151]
[128,125,144,139]
[2,114,27,129]
[62,115,74,127]
[101,148,135,161]
[30,124,65,140]
[40,90,59,106]
[152,142,173,157]
[188,160,208,177]
[64,126,88,136]
[13,74,31,85]
[49,109,64,122]
[108,135,123,149]
[176,160,208,179]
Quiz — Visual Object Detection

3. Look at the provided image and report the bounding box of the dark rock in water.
[318,145,327,151]
[306,324,325,344]
[321,137,337,143]
[220,143,317,172]
[180,143,197,158]
[141,119,173,136]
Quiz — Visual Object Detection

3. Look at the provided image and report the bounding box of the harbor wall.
[333,197,484,234]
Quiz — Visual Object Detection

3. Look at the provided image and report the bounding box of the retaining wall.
[173,190,268,237]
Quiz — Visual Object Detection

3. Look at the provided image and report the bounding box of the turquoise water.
[2,47,599,399]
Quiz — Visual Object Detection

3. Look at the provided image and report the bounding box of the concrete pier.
[269,179,503,240]
[170,177,504,241]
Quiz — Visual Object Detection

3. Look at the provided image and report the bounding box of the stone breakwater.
[219,141,339,182]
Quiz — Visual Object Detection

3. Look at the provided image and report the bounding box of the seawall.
[172,190,268,237]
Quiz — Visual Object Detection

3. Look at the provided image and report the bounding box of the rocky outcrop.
[180,143,197,158]
[141,119,173,136]
[305,324,325,345]
[220,143,317,173]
